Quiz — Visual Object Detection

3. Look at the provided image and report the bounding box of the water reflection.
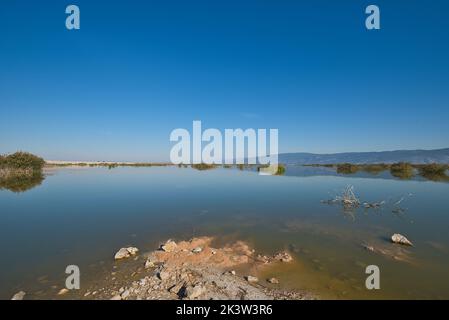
[0,171,45,192]
[284,165,449,182]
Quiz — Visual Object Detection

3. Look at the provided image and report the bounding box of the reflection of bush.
[416,164,449,181]
[336,163,359,174]
[191,163,217,171]
[390,162,414,179]
[361,164,389,174]
[0,170,45,193]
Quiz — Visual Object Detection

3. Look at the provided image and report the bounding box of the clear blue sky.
[1,0,448,161]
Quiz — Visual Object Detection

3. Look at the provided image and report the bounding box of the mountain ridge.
[278,148,449,165]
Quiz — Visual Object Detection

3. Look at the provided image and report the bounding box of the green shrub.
[1,152,45,170]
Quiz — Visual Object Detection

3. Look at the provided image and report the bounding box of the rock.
[110,295,122,300]
[57,288,69,295]
[144,259,155,269]
[267,277,279,284]
[192,247,202,254]
[230,270,236,275]
[161,240,177,252]
[112,248,129,260]
[11,291,26,300]
[121,290,130,299]
[256,255,272,264]
[245,276,258,283]
[274,252,293,262]
[362,244,375,252]
[185,285,205,299]
[158,271,170,281]
[169,283,184,295]
[211,249,217,255]
[114,247,139,260]
[391,234,413,246]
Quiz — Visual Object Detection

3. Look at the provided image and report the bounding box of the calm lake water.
[1,166,449,299]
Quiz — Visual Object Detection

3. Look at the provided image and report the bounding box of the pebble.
[57,288,69,295]
[145,259,155,269]
[121,290,130,299]
[161,240,177,253]
[11,291,26,300]
[267,277,279,284]
[245,276,259,283]
[391,233,413,246]
[192,247,203,253]
[114,247,139,260]
[158,271,170,281]
[185,285,205,299]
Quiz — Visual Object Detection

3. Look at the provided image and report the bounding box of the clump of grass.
[336,163,359,174]
[390,162,414,179]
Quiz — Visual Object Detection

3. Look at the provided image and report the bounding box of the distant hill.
[278,148,449,165]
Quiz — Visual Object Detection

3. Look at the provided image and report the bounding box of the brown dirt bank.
[61,236,315,300]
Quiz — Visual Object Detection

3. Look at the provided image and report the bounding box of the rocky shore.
[41,236,312,300]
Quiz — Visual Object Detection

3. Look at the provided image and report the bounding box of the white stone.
[192,247,203,253]
[391,233,413,246]
[246,276,258,283]
[114,247,139,260]
[185,285,205,299]
[57,288,69,295]
[161,240,177,252]
[11,291,26,300]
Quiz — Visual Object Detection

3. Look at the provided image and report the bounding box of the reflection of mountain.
[0,171,45,193]
[279,148,449,165]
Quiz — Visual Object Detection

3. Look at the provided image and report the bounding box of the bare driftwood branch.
[321,185,360,209]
